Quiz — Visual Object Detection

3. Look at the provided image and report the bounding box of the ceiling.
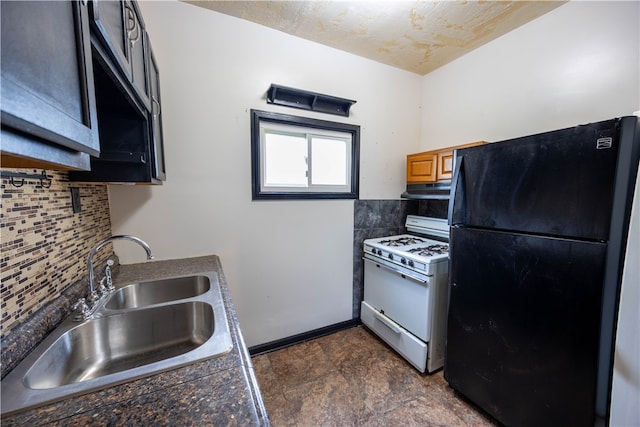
[185,0,565,75]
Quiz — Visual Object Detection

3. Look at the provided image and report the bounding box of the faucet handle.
[72,298,90,321]
[98,277,108,295]
[72,298,87,310]
[87,290,100,305]
[104,259,115,291]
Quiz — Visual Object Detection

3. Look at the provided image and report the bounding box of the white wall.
[420,2,640,425]
[108,0,422,346]
[421,1,640,150]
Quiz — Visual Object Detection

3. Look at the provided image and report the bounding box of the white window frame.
[251,110,360,200]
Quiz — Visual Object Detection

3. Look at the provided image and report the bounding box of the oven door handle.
[365,257,429,284]
[373,311,402,334]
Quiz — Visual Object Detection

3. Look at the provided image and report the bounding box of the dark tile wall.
[417,199,449,219]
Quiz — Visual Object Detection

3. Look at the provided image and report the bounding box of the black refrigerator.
[445,116,640,427]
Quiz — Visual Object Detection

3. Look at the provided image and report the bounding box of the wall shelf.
[266,84,356,117]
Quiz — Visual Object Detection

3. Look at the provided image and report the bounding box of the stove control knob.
[400,258,407,265]
[408,260,414,267]
[376,249,382,256]
[388,253,394,260]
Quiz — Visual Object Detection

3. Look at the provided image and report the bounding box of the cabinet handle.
[130,21,141,46]
[125,4,135,32]
[124,4,140,46]
[152,96,161,118]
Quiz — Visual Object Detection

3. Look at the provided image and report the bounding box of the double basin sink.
[1,272,233,415]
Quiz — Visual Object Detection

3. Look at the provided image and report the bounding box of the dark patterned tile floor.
[252,326,497,426]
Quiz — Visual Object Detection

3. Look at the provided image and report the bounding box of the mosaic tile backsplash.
[0,169,113,338]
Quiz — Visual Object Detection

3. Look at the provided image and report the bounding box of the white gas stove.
[361,215,450,373]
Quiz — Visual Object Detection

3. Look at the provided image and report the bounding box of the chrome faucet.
[87,235,154,300]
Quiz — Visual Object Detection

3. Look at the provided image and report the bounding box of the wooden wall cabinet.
[407,141,486,184]
[407,152,438,183]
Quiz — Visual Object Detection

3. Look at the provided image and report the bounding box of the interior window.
[251,109,360,200]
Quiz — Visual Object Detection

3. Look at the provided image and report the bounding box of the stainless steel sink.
[24,301,214,389]
[1,271,232,415]
[104,275,210,309]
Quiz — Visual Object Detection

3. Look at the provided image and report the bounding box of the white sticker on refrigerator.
[596,137,613,149]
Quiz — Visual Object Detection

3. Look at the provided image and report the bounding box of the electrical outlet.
[70,187,81,213]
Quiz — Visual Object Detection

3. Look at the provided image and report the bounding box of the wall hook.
[1,170,52,188]
[9,176,25,187]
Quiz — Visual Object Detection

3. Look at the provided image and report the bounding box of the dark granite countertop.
[1,255,270,426]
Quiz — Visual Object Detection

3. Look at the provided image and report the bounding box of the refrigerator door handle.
[448,154,466,226]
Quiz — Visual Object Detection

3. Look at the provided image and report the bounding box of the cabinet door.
[125,1,151,111]
[436,149,454,180]
[89,0,129,78]
[1,1,99,157]
[89,0,151,111]
[148,45,166,181]
[407,152,437,183]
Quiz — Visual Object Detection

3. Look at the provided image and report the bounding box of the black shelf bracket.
[266,84,356,117]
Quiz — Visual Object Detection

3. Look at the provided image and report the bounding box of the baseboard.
[248,319,361,356]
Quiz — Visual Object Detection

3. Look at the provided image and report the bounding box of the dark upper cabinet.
[69,25,165,184]
[0,0,99,170]
[85,0,163,183]
[88,0,151,111]
[1,0,165,182]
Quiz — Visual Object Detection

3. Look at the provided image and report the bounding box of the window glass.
[264,131,307,187]
[311,137,348,186]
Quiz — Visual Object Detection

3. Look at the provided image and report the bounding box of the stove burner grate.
[378,237,426,247]
[407,244,449,257]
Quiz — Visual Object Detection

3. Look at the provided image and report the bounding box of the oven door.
[363,258,432,341]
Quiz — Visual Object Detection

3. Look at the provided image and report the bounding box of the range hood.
[401,182,451,200]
